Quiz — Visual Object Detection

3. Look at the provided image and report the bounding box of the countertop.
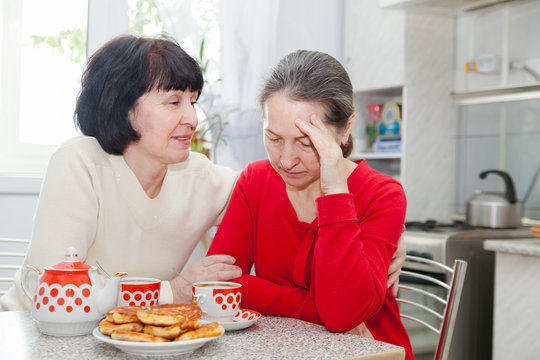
[484,237,540,256]
[0,310,405,359]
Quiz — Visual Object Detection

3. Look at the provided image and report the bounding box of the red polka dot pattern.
[235,308,260,322]
[211,288,242,312]
[31,284,94,315]
[118,289,160,307]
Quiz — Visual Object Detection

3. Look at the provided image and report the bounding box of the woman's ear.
[341,112,355,145]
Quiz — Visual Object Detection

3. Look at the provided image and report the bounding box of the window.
[0,0,88,174]
[0,0,165,174]
[0,0,221,174]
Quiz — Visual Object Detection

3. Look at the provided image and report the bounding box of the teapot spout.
[97,272,127,314]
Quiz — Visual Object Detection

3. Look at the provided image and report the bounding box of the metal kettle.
[466,169,522,228]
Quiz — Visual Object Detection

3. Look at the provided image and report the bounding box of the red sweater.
[208,159,413,359]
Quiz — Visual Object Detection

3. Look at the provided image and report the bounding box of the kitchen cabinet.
[344,0,456,223]
[344,0,405,92]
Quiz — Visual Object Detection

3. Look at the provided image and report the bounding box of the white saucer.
[217,308,261,331]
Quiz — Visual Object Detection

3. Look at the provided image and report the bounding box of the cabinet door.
[344,0,405,91]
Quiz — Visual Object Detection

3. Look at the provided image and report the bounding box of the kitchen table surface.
[0,310,405,360]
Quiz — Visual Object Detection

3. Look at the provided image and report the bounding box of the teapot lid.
[51,246,91,270]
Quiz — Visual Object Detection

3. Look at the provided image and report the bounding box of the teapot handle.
[21,265,42,302]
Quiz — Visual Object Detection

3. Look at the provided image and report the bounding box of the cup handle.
[21,265,41,302]
[192,294,206,306]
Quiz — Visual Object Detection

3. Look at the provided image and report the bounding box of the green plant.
[192,39,236,162]
[29,0,162,63]
[30,28,86,64]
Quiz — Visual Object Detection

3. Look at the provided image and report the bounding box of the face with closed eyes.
[263,92,341,191]
[128,88,199,166]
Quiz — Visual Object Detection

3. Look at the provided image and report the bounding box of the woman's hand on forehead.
[295,115,349,195]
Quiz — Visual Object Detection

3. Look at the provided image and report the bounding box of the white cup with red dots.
[192,281,242,322]
[117,277,161,307]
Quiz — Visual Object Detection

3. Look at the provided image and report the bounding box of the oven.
[401,221,533,360]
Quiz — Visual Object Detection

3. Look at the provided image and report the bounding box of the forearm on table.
[236,274,320,324]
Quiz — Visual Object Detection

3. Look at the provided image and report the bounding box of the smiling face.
[263,92,342,191]
[128,88,199,166]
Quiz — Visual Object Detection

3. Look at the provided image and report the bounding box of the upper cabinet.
[452,0,540,101]
[344,0,405,92]
[378,0,512,15]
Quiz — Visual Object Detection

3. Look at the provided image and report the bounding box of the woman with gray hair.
[208,50,413,359]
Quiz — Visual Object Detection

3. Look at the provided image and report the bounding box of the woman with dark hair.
[208,50,413,359]
[0,35,241,310]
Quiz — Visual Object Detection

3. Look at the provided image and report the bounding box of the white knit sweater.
[1,136,238,310]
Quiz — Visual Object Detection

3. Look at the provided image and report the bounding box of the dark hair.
[74,35,204,155]
[259,50,354,158]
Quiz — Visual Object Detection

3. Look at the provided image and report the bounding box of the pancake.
[136,306,186,326]
[98,319,143,336]
[143,323,186,339]
[157,304,202,320]
[110,329,169,343]
[175,322,224,341]
[157,304,201,330]
[105,306,140,324]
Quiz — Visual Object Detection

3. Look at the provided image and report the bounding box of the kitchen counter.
[484,237,540,360]
[484,237,540,256]
[0,310,405,359]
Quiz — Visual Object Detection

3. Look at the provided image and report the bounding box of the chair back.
[397,255,467,360]
[0,238,30,296]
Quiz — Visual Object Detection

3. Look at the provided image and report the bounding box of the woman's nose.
[181,104,198,129]
[280,144,298,169]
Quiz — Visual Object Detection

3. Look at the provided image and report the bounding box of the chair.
[0,238,30,296]
[397,255,467,360]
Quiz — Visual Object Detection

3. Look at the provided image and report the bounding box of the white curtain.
[220,0,280,110]
[155,0,344,169]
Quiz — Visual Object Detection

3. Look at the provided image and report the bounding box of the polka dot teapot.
[22,246,127,336]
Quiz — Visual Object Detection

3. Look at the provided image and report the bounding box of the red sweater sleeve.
[208,164,320,323]
[314,178,406,332]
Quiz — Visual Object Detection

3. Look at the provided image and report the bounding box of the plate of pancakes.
[93,304,224,356]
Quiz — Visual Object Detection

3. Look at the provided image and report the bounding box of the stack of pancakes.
[99,304,224,342]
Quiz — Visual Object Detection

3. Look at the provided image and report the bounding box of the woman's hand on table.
[170,255,242,303]
[347,322,374,339]
[387,226,407,297]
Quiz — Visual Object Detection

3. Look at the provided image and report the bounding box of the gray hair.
[259,50,354,157]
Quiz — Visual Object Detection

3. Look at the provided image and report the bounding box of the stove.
[403,220,532,272]
[401,220,533,359]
